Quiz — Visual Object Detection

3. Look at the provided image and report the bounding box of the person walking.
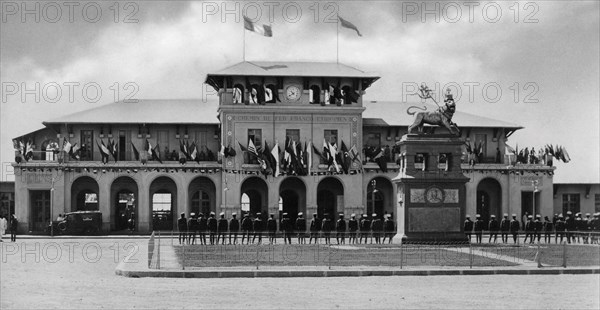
[177,212,188,245]
[10,215,18,242]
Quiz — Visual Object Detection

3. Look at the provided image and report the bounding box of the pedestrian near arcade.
[360,214,371,244]
[198,213,208,245]
[336,214,346,245]
[500,214,510,243]
[309,213,320,244]
[534,214,543,243]
[267,213,277,244]
[241,213,253,245]
[543,216,554,243]
[555,214,566,243]
[371,213,383,244]
[177,212,188,245]
[207,212,218,245]
[188,213,199,245]
[0,214,7,242]
[295,212,306,244]
[524,215,534,244]
[10,215,18,242]
[383,214,395,244]
[488,215,499,243]
[321,214,333,245]
[348,214,358,244]
[281,213,293,245]
[229,213,240,245]
[510,214,520,244]
[217,212,228,245]
[464,215,473,242]
[252,213,264,244]
[473,214,484,244]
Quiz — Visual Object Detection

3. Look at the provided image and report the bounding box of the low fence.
[147,231,600,271]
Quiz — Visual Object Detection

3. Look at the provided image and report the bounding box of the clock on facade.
[285,85,301,101]
[425,187,444,203]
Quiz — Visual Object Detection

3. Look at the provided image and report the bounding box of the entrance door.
[115,191,135,230]
[30,190,51,232]
[152,192,173,230]
[521,191,540,217]
[476,191,490,221]
[317,190,336,219]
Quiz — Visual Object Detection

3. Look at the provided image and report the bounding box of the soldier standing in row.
[383,214,395,244]
[207,212,218,245]
[281,213,293,245]
[198,213,208,245]
[309,213,320,244]
[217,212,228,245]
[371,214,383,244]
[229,213,239,245]
[348,214,358,244]
[464,215,473,242]
[534,214,543,243]
[253,213,264,244]
[543,216,553,243]
[473,214,484,244]
[555,214,566,243]
[565,211,574,244]
[510,214,520,244]
[336,214,346,245]
[360,214,371,244]
[177,212,188,245]
[321,214,333,245]
[500,214,510,243]
[488,215,499,243]
[188,213,199,245]
[524,215,534,244]
[241,213,253,245]
[267,214,277,244]
[296,212,306,244]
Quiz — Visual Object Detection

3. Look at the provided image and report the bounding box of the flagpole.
[243,26,246,61]
[336,13,339,64]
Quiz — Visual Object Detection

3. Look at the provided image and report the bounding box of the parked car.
[47,211,103,235]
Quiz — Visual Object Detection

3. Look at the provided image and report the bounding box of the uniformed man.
[229,212,240,245]
[555,214,566,244]
[207,212,218,245]
[464,215,474,242]
[583,213,592,244]
[500,214,510,243]
[348,214,358,244]
[524,215,534,244]
[188,213,199,245]
[565,211,574,244]
[253,213,264,244]
[473,214,484,244]
[360,214,371,244]
[509,214,520,244]
[488,215,499,243]
[217,212,228,245]
[383,214,395,244]
[534,214,543,243]
[177,212,188,245]
[373,213,385,244]
[267,213,277,244]
[281,213,293,245]
[198,213,208,245]
[543,215,553,243]
[591,213,600,244]
[309,213,320,244]
[241,213,253,245]
[295,212,306,244]
[321,213,333,245]
[336,214,347,245]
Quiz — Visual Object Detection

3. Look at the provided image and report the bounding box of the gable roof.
[363,101,523,129]
[43,99,220,125]
[205,61,380,90]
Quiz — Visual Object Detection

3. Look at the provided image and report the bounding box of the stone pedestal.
[392,134,470,243]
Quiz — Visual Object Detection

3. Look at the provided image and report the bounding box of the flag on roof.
[339,16,362,37]
[244,15,272,37]
[305,141,312,175]
[271,141,280,177]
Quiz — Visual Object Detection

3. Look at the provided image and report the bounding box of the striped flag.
[248,138,259,157]
[271,141,280,177]
[244,15,272,37]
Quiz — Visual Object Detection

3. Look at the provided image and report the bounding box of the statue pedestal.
[392,134,470,243]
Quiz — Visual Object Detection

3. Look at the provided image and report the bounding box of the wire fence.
[146,231,600,271]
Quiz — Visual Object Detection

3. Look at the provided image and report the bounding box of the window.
[80,130,93,160]
[365,132,381,148]
[286,129,300,143]
[324,130,338,146]
[191,190,211,216]
[562,194,580,215]
[415,153,427,170]
[118,131,127,161]
[0,192,15,217]
[309,85,321,104]
[595,194,600,213]
[438,153,450,170]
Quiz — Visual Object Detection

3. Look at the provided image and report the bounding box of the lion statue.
[406,95,460,136]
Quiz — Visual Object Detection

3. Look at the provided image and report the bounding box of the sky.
[1,0,599,183]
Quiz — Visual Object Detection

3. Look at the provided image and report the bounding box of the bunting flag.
[340,141,351,174]
[338,16,362,37]
[145,139,152,156]
[97,140,110,163]
[505,143,516,154]
[247,138,259,157]
[108,138,118,162]
[70,143,80,160]
[238,140,248,153]
[24,140,33,161]
[151,143,162,163]
[243,15,273,37]
[190,143,199,163]
[372,147,388,172]
[219,144,226,159]
[560,146,571,163]
[313,143,325,162]
[327,142,340,173]
[350,144,361,164]
[227,144,236,157]
[130,142,140,161]
[62,137,72,154]
[305,141,312,175]
[271,141,280,177]
[180,140,189,159]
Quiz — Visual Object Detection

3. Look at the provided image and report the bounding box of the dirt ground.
[1,239,599,309]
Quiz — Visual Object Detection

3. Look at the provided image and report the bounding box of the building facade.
[11,61,557,235]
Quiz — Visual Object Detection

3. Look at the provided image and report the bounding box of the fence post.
[562,241,567,268]
[157,230,161,270]
[469,242,473,269]
[171,230,174,246]
[536,243,542,268]
[400,242,403,269]
[256,244,260,270]
[182,238,186,271]
[328,243,331,270]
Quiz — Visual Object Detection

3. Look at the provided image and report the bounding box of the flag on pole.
[328,142,340,173]
[131,142,140,161]
[305,141,312,175]
[248,138,259,157]
[338,16,362,36]
[97,140,111,163]
[62,137,72,153]
[271,141,280,177]
[244,15,272,37]
[70,143,80,160]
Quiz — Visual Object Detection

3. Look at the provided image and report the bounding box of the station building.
[11,61,560,234]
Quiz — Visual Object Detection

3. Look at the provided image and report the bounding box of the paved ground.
[1,238,599,309]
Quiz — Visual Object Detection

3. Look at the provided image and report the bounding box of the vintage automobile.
[47,211,103,235]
